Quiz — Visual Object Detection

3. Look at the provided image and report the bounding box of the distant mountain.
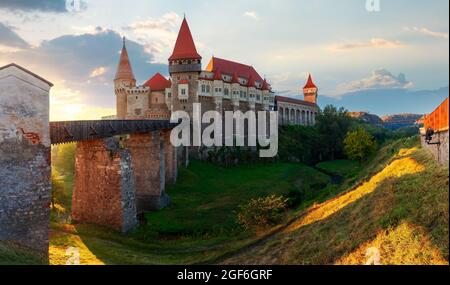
[381,114,424,130]
[348,112,384,126]
[348,111,423,130]
[320,86,449,116]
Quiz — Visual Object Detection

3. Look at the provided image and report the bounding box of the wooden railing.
[424,97,449,132]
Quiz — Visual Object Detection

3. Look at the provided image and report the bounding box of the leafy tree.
[51,143,76,175]
[344,127,377,164]
[315,105,352,160]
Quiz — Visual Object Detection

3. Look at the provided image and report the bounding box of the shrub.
[344,126,377,164]
[237,195,288,230]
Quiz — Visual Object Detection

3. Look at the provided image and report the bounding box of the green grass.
[315,159,362,178]
[46,160,332,265]
[144,161,330,236]
[223,138,449,264]
[0,242,46,265]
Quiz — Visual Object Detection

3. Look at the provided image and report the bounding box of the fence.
[423,97,449,132]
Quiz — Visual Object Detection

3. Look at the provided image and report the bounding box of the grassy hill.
[223,138,449,265]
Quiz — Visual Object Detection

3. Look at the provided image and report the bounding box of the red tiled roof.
[231,72,239,84]
[247,74,255,88]
[115,38,135,82]
[206,57,264,84]
[168,18,202,61]
[261,79,270,90]
[143,72,171,90]
[178,79,189,84]
[213,68,222,80]
[303,74,317,89]
[275,96,318,107]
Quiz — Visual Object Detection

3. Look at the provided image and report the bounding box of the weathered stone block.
[0,64,52,257]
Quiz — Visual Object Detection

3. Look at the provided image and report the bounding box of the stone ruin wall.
[0,65,52,257]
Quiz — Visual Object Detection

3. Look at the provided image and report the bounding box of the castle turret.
[114,37,136,119]
[168,16,202,116]
[303,74,318,104]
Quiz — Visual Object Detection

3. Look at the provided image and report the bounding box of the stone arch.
[284,108,289,125]
[290,109,295,124]
[301,110,306,125]
[278,107,284,124]
[296,109,300,124]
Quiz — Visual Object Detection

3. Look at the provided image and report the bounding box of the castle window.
[201,84,206,93]
[206,85,210,93]
[181,89,186,95]
[215,88,218,93]
[224,88,229,95]
[257,95,261,101]
[155,98,158,103]
[168,92,172,98]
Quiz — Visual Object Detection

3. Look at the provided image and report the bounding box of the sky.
[0,0,448,120]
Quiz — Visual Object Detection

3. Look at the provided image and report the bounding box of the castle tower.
[303,74,318,104]
[114,37,136,119]
[168,16,202,116]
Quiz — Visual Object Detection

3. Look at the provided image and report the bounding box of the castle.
[114,17,319,126]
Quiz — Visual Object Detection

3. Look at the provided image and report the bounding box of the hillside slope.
[223,139,449,265]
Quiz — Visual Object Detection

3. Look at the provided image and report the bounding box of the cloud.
[243,11,259,21]
[328,38,402,51]
[335,69,413,95]
[89,66,107,78]
[0,23,30,49]
[123,12,182,61]
[0,0,87,13]
[404,27,449,39]
[0,29,167,120]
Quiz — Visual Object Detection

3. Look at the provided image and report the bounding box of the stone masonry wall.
[126,131,169,213]
[72,137,137,232]
[0,64,52,257]
[421,130,449,165]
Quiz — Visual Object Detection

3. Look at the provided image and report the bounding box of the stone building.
[114,16,319,125]
[276,74,320,126]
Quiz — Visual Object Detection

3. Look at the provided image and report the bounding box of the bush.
[237,195,288,230]
[344,126,377,164]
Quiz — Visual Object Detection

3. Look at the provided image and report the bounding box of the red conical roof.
[115,37,135,81]
[247,74,255,88]
[143,72,171,91]
[231,72,239,84]
[213,68,222,80]
[303,74,317,89]
[168,17,202,61]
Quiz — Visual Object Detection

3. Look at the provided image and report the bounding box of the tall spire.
[303,74,317,89]
[115,37,136,83]
[168,17,202,61]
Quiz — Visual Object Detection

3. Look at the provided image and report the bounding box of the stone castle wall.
[0,64,52,256]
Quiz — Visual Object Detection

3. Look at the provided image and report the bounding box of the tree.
[315,105,352,160]
[344,127,377,164]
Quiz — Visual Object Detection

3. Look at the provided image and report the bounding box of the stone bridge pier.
[71,129,178,232]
